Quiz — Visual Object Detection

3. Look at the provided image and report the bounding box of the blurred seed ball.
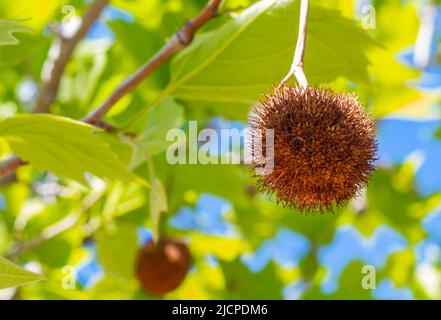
[249,85,378,212]
[136,238,191,295]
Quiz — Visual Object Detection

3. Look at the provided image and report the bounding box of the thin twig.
[278,0,309,89]
[0,156,26,185]
[6,191,103,258]
[0,0,223,181]
[0,156,26,176]
[33,0,109,113]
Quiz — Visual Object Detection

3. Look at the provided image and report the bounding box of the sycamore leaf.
[0,0,60,31]
[166,0,376,119]
[0,32,49,68]
[219,259,284,299]
[0,19,31,46]
[135,97,184,157]
[129,97,184,168]
[0,114,146,186]
[0,256,44,289]
[96,222,139,279]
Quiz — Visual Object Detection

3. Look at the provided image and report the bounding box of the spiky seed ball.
[136,238,191,295]
[249,85,377,212]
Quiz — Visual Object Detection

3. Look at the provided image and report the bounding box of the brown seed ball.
[136,238,191,295]
[249,85,377,212]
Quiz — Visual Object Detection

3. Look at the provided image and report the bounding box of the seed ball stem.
[278,0,310,90]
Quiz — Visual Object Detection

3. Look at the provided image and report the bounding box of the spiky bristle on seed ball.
[249,85,378,213]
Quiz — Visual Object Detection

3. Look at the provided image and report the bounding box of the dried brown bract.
[249,85,377,212]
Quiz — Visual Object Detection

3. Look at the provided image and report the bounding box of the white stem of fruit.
[278,0,309,89]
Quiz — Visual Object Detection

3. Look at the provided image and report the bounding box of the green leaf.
[96,222,139,279]
[0,32,49,68]
[235,200,340,247]
[111,0,201,32]
[435,126,441,140]
[364,167,432,243]
[219,259,284,299]
[108,20,163,67]
[129,97,184,168]
[0,0,60,31]
[58,39,111,115]
[162,162,251,211]
[0,114,146,186]
[302,261,373,300]
[166,0,376,119]
[0,256,44,289]
[150,177,168,242]
[134,97,184,157]
[0,19,31,46]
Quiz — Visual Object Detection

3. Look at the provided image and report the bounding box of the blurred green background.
[1,0,441,300]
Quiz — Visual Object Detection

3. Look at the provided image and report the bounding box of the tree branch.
[0,0,223,181]
[278,0,309,89]
[33,0,109,113]
[84,0,223,124]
